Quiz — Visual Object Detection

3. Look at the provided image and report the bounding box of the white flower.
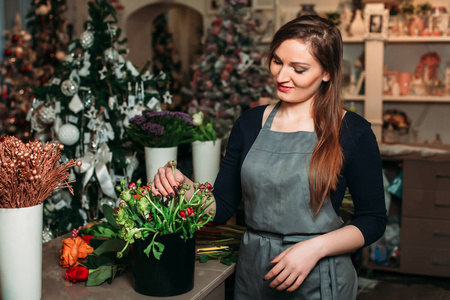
[192,112,204,126]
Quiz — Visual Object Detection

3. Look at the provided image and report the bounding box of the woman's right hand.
[150,162,188,198]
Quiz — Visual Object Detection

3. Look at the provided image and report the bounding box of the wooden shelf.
[383,96,450,103]
[342,36,365,43]
[387,36,450,43]
[343,94,365,101]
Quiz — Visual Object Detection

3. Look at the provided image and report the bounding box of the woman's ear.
[322,72,330,82]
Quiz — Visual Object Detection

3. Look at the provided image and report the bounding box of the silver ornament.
[60,79,78,97]
[80,30,95,49]
[99,198,116,213]
[38,106,56,124]
[42,227,54,243]
[125,155,140,172]
[104,47,119,62]
[57,123,80,146]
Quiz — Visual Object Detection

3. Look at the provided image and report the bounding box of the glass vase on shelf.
[297,4,317,17]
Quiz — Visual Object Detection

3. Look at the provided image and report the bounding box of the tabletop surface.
[42,236,236,299]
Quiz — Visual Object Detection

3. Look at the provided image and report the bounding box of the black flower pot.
[132,232,195,297]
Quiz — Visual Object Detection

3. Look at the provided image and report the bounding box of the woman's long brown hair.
[267,15,344,215]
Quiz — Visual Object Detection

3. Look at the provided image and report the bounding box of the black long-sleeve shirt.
[212,104,387,247]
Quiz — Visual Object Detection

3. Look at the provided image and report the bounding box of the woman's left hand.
[264,240,322,292]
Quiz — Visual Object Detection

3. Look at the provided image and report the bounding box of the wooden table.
[41,236,236,299]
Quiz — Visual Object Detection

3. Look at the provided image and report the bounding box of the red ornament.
[12,35,19,43]
[4,49,11,56]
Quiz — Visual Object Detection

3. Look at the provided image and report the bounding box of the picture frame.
[364,6,389,40]
[252,0,274,10]
[206,0,223,15]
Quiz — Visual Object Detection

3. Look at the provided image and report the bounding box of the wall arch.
[122,1,205,80]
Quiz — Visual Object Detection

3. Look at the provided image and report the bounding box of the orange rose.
[59,236,94,267]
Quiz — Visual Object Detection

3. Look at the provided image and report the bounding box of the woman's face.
[270,39,330,105]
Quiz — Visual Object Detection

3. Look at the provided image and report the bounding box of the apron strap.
[262,100,282,130]
[319,256,339,300]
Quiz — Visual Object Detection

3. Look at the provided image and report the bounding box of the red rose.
[81,235,93,245]
[186,207,194,216]
[65,266,89,283]
[128,182,136,189]
[206,183,213,190]
[179,210,186,218]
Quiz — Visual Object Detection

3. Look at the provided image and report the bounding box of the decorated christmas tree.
[26,0,71,85]
[188,1,274,141]
[0,14,38,141]
[152,13,182,97]
[31,0,171,238]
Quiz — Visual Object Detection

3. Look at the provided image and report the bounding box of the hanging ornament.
[37,105,56,124]
[104,48,119,63]
[57,123,80,146]
[163,91,173,104]
[78,51,91,77]
[99,198,116,213]
[36,4,50,15]
[69,94,84,113]
[55,50,66,61]
[99,66,108,80]
[60,79,79,97]
[80,30,95,49]
[42,227,54,243]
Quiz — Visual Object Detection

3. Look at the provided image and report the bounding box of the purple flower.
[141,122,164,136]
[144,111,194,126]
[129,115,147,126]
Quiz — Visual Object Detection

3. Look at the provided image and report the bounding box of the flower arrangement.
[59,225,130,286]
[114,160,215,259]
[383,109,411,135]
[126,110,195,148]
[0,136,81,208]
[191,111,218,142]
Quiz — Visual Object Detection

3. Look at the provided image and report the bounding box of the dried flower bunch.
[126,110,195,148]
[383,109,411,135]
[114,160,215,259]
[0,136,81,208]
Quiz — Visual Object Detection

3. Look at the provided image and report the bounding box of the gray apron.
[234,101,357,300]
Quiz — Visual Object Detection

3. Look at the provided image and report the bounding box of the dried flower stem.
[0,136,81,209]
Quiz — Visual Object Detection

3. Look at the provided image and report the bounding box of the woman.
[152,15,386,299]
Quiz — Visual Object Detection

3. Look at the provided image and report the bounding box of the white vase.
[145,146,178,183]
[350,9,365,38]
[0,203,43,300]
[192,139,221,184]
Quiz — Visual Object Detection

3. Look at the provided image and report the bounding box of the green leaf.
[103,205,120,230]
[92,255,116,267]
[152,241,165,260]
[200,255,209,263]
[93,238,127,256]
[86,265,116,286]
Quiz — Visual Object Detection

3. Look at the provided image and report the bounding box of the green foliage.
[113,164,215,259]
[191,112,218,142]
